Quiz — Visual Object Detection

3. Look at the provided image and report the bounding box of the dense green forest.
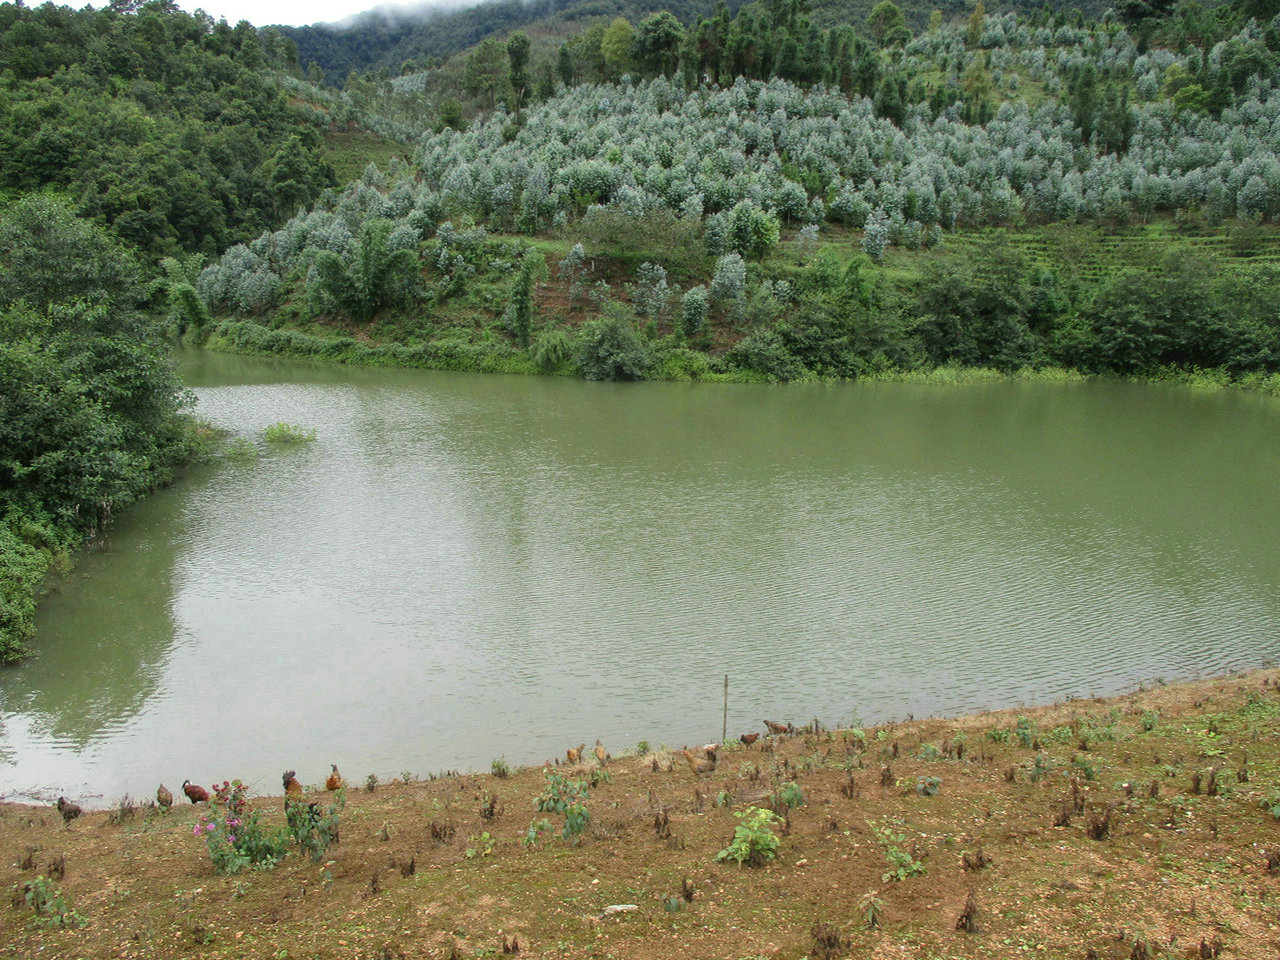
[3,0,1280,660]
[277,0,1115,82]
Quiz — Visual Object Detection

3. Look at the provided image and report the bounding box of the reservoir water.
[2,351,1278,804]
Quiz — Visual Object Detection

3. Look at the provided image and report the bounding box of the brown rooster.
[282,770,303,798]
[763,719,793,736]
[156,783,173,811]
[594,739,610,765]
[739,732,760,746]
[56,797,82,824]
[681,749,716,777]
[325,764,343,792]
[182,780,209,804]
[566,743,585,765]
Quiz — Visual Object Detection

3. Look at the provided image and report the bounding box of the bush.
[14,875,86,929]
[574,310,652,381]
[194,780,290,875]
[531,327,574,371]
[263,422,316,444]
[287,788,345,862]
[716,807,782,866]
[680,285,709,339]
[725,327,807,381]
[533,770,591,843]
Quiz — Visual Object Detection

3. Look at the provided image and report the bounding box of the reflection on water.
[2,352,1279,804]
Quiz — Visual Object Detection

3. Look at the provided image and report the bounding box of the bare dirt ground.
[3,668,1279,959]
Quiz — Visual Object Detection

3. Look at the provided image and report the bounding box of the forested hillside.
[278,0,1115,82]
[0,1,336,258]
[200,0,1280,385]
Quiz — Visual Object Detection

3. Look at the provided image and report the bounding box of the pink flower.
[227,835,236,843]
[205,823,216,833]
[193,825,201,837]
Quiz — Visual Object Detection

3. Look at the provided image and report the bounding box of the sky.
[169,0,471,28]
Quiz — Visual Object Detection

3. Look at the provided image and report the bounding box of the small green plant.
[365,774,378,793]
[716,807,782,866]
[714,789,732,808]
[1015,716,1036,748]
[1261,791,1280,819]
[195,779,290,875]
[987,728,1011,744]
[1142,710,1160,732]
[589,767,612,788]
[870,819,926,882]
[1029,753,1053,783]
[636,740,651,755]
[533,770,591,844]
[286,787,345,863]
[1072,755,1098,781]
[15,875,86,929]
[524,818,553,846]
[859,891,883,929]
[1045,725,1075,744]
[918,742,941,760]
[916,776,942,797]
[263,422,316,444]
[777,781,805,810]
[465,831,495,858]
[491,757,511,778]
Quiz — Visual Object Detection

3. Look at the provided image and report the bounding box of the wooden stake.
[722,674,728,744]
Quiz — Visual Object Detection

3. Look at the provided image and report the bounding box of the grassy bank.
[207,317,1280,399]
[4,668,1279,958]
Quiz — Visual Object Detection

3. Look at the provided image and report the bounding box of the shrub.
[777,781,805,810]
[530,327,573,370]
[286,788,345,863]
[680,285,709,339]
[533,770,591,843]
[871,818,926,881]
[725,327,806,381]
[710,253,746,302]
[491,757,511,778]
[574,310,652,381]
[715,807,782,866]
[14,875,86,929]
[194,780,290,875]
[263,422,316,444]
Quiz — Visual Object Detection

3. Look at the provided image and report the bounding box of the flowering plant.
[194,779,289,875]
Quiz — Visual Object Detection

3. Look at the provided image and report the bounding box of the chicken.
[763,719,793,736]
[739,732,760,746]
[282,770,303,798]
[56,796,82,824]
[681,748,716,777]
[594,739,610,765]
[182,780,209,804]
[566,743,585,765]
[156,783,173,811]
[326,764,343,792]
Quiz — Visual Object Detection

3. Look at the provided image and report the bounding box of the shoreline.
[3,665,1278,958]
[205,318,1280,395]
[3,660,1272,812]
